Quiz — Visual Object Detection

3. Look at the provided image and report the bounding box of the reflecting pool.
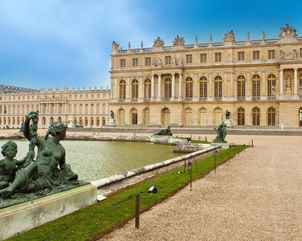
[0,140,179,181]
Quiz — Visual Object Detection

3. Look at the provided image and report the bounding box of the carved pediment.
[280,49,299,60]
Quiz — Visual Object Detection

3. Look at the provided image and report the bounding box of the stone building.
[0,87,110,129]
[110,25,302,129]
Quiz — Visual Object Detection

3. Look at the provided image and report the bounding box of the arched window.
[161,108,170,127]
[130,108,138,125]
[214,76,222,98]
[213,107,223,126]
[142,108,150,126]
[96,117,100,127]
[284,69,294,95]
[267,107,276,126]
[144,79,151,99]
[199,77,207,99]
[237,107,245,126]
[119,80,126,99]
[237,75,246,98]
[131,79,139,100]
[118,108,125,126]
[252,75,261,98]
[184,108,193,127]
[299,107,302,127]
[267,74,276,97]
[164,77,172,99]
[90,117,94,126]
[42,117,46,126]
[252,107,260,126]
[199,108,207,126]
[85,117,88,127]
[185,77,193,99]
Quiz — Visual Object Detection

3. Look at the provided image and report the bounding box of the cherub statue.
[0,141,34,190]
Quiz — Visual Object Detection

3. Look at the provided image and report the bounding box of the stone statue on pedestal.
[214,122,227,143]
[153,126,173,136]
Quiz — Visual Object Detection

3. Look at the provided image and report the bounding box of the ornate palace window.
[214,52,222,62]
[185,77,193,99]
[131,79,139,100]
[237,107,245,126]
[252,75,261,98]
[164,78,172,99]
[253,50,260,60]
[199,77,207,98]
[267,74,276,97]
[237,51,245,61]
[252,107,260,126]
[267,107,276,126]
[237,75,246,98]
[214,76,222,98]
[130,108,138,125]
[119,80,126,99]
[144,79,151,99]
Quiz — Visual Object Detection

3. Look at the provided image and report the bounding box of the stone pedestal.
[0,184,97,240]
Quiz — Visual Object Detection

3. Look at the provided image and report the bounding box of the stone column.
[294,68,298,96]
[280,69,284,96]
[178,73,182,100]
[151,75,155,100]
[116,79,120,100]
[157,74,161,100]
[193,74,199,101]
[171,73,175,100]
[139,77,144,101]
[127,78,131,100]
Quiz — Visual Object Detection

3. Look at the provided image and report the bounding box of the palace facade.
[110,25,302,129]
[0,87,110,129]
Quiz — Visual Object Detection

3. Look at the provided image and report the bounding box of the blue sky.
[0,0,301,89]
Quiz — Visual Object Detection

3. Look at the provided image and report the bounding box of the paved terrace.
[101,135,302,241]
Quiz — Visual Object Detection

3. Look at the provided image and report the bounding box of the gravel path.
[101,136,302,241]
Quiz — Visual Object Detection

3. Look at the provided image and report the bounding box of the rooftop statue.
[224,30,236,43]
[173,35,185,47]
[213,122,227,143]
[153,37,165,48]
[0,112,79,206]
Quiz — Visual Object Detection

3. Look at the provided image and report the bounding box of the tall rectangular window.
[300,48,302,58]
[238,51,245,61]
[120,59,126,68]
[200,53,207,63]
[186,54,192,64]
[214,52,222,62]
[268,50,275,59]
[145,57,151,66]
[253,50,260,60]
[132,58,138,67]
[165,56,171,65]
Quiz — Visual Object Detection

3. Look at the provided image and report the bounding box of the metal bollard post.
[188,160,192,191]
[214,149,217,174]
[135,194,140,229]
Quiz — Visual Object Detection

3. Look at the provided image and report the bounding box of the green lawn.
[7,145,247,241]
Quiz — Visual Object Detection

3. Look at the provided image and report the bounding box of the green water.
[0,140,179,181]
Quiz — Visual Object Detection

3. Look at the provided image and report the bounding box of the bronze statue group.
[0,112,79,200]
